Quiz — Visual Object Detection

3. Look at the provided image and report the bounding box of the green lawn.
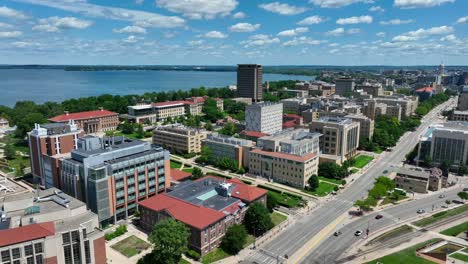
[353,155,374,168]
[179,259,191,264]
[464,248,468,253]
[367,225,413,245]
[182,168,194,173]
[366,239,441,264]
[201,248,230,264]
[111,235,150,258]
[350,168,359,174]
[303,181,336,197]
[268,190,301,208]
[318,176,342,185]
[381,192,407,205]
[450,253,468,262]
[244,235,255,248]
[170,160,182,169]
[271,212,287,226]
[413,205,468,227]
[440,221,468,237]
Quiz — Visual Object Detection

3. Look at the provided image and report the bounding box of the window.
[1,250,10,262]
[84,241,91,264]
[34,243,43,254]
[24,245,33,256]
[26,256,34,264]
[36,255,44,264]
[12,248,20,259]
[71,230,80,242]
[62,233,71,244]
[72,242,81,264]
[64,245,72,264]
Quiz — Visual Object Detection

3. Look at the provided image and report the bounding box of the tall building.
[310,117,360,161]
[153,124,208,154]
[202,133,254,169]
[0,182,105,264]
[28,121,84,188]
[237,64,263,102]
[60,136,170,226]
[345,114,375,141]
[374,96,419,119]
[457,86,468,111]
[335,78,355,96]
[49,108,119,134]
[245,102,283,135]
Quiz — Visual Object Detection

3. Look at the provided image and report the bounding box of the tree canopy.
[221,224,248,255]
[244,202,273,237]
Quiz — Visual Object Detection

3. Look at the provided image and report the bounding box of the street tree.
[221,224,248,255]
[307,175,319,191]
[244,202,273,237]
[458,192,468,200]
[191,167,204,180]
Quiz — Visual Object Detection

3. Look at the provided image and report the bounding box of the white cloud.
[259,2,308,15]
[33,16,93,32]
[277,27,308,37]
[155,0,238,19]
[283,36,324,46]
[204,31,228,38]
[392,35,418,42]
[0,6,29,19]
[0,22,13,29]
[329,48,340,54]
[326,27,345,36]
[392,25,454,42]
[14,0,185,28]
[376,32,386,37]
[188,40,204,46]
[11,41,34,48]
[240,34,280,47]
[232,12,246,19]
[0,31,22,38]
[229,23,260,32]
[440,34,458,42]
[122,35,142,43]
[297,15,326,25]
[329,43,339,47]
[113,25,146,34]
[337,15,373,25]
[394,0,454,9]
[369,6,384,12]
[457,16,468,24]
[310,0,375,8]
[380,19,413,25]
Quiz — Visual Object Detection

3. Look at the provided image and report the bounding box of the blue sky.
[0,0,467,65]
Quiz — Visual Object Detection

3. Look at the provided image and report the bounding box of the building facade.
[153,124,208,154]
[49,109,119,134]
[202,133,254,169]
[245,102,283,135]
[394,167,445,193]
[335,78,355,96]
[345,114,375,141]
[457,86,468,111]
[237,64,263,102]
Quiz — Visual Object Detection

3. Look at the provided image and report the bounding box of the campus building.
[202,133,255,169]
[49,109,119,134]
[457,86,468,111]
[394,167,445,193]
[374,96,419,119]
[153,124,208,154]
[357,82,384,97]
[237,64,263,102]
[28,121,84,188]
[138,176,267,256]
[245,102,283,135]
[60,136,170,226]
[335,78,355,96]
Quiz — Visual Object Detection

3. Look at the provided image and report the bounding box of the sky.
[0,0,467,66]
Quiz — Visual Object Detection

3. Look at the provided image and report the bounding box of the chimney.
[99,107,104,111]
[65,111,69,116]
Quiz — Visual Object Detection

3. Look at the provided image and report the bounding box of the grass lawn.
[271,212,287,226]
[201,248,231,264]
[111,235,150,258]
[170,160,182,169]
[350,168,359,174]
[381,192,407,205]
[450,253,468,262]
[440,221,468,237]
[0,135,29,154]
[367,225,413,245]
[353,155,374,168]
[413,205,468,227]
[244,234,255,247]
[182,168,194,173]
[303,181,336,197]
[268,191,301,208]
[366,239,441,264]
[318,176,342,185]
[374,148,384,154]
[464,248,468,253]
[179,259,191,264]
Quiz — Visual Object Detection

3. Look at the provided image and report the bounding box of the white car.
[354,230,363,236]
[417,209,425,214]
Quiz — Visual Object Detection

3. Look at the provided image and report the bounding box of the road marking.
[290,213,347,264]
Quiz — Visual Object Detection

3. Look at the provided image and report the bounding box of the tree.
[15,113,47,138]
[307,175,319,191]
[440,160,452,175]
[204,122,213,131]
[220,224,248,255]
[244,202,273,237]
[196,146,212,164]
[422,155,433,167]
[135,124,145,138]
[120,122,134,134]
[457,192,468,200]
[144,219,189,264]
[459,165,468,176]
[219,122,237,136]
[375,176,395,190]
[202,98,224,122]
[3,144,16,160]
[266,192,279,212]
[318,162,348,179]
[191,167,204,180]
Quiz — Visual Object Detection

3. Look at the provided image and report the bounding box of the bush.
[105,225,128,241]
[221,224,248,255]
[333,185,339,192]
[186,250,200,261]
[341,179,347,185]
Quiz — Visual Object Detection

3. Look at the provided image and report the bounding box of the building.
[450,110,468,121]
[127,103,158,124]
[0,182,105,264]
[185,96,224,116]
[457,86,468,111]
[28,121,84,188]
[415,87,435,101]
[345,114,374,141]
[139,176,267,255]
[152,101,187,122]
[283,114,303,129]
[202,133,254,169]
[280,97,309,114]
[249,129,321,188]
[374,96,419,119]
[153,124,208,154]
[362,99,388,120]
[335,78,355,96]
[245,102,283,135]
[237,64,263,102]
[239,130,269,143]
[394,167,445,193]
[356,82,384,97]
[60,136,170,226]
[49,108,119,134]
[310,117,360,161]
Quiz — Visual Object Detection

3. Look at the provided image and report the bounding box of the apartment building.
[310,117,360,161]
[356,82,384,97]
[245,102,283,135]
[237,64,263,102]
[139,176,267,256]
[202,133,254,168]
[49,108,119,134]
[0,183,105,264]
[249,129,321,188]
[335,78,355,96]
[28,121,84,188]
[457,86,468,111]
[374,96,419,119]
[450,110,468,121]
[345,114,374,141]
[153,124,208,154]
[60,136,170,226]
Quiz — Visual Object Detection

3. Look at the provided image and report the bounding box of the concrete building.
[28,121,84,188]
[237,64,263,102]
[139,176,267,255]
[450,110,468,121]
[249,129,321,188]
[362,99,388,120]
[60,136,170,226]
[357,82,384,97]
[49,109,119,134]
[280,97,309,114]
[457,86,468,111]
[153,124,208,154]
[374,96,419,119]
[0,182,105,264]
[335,78,355,96]
[245,102,283,135]
[345,114,375,141]
[152,101,187,122]
[202,133,254,169]
[127,103,158,124]
[394,167,445,193]
[310,117,360,161]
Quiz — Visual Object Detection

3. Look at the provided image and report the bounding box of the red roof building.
[170,168,192,182]
[0,222,55,247]
[49,109,119,134]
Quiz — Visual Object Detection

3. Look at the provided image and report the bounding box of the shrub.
[186,250,200,261]
[105,225,127,241]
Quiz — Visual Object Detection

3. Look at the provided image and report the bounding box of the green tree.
[202,98,224,122]
[120,122,134,134]
[440,160,452,175]
[318,162,348,179]
[266,192,279,212]
[375,176,395,190]
[422,155,433,167]
[204,122,213,131]
[196,146,212,164]
[354,199,372,211]
[144,219,189,264]
[244,202,273,237]
[307,175,319,191]
[15,113,47,138]
[457,192,468,200]
[135,124,145,138]
[220,224,248,255]
[219,122,238,136]
[191,167,204,180]
[3,144,16,160]
[369,183,387,200]
[459,165,468,176]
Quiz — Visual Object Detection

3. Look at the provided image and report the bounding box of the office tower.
[246,102,283,135]
[335,78,355,96]
[237,64,263,102]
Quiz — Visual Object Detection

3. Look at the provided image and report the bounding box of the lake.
[0,69,314,107]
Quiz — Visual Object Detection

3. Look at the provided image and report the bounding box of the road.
[243,98,457,264]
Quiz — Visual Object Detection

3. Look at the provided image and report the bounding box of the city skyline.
[0,0,467,65]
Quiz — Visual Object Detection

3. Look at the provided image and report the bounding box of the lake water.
[0,69,314,107]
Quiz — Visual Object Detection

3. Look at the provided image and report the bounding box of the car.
[354,230,363,236]
[334,231,342,237]
[417,209,425,214]
[441,204,448,208]
[375,214,383,220]
[439,194,446,198]
[463,188,468,192]
[383,170,388,174]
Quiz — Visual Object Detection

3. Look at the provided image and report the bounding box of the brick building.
[49,109,119,134]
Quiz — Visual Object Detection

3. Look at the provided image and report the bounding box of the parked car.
[334,231,342,237]
[439,194,446,198]
[375,214,383,220]
[417,209,425,214]
[463,188,468,192]
[441,204,448,208]
[354,230,363,236]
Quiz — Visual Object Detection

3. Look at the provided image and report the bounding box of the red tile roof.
[283,114,302,120]
[416,87,434,93]
[240,130,269,138]
[49,109,117,122]
[170,169,192,182]
[250,148,317,163]
[0,222,55,247]
[139,194,226,230]
[283,120,297,129]
[228,178,267,202]
[152,101,187,107]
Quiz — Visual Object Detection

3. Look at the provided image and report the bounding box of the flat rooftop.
[317,116,353,125]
